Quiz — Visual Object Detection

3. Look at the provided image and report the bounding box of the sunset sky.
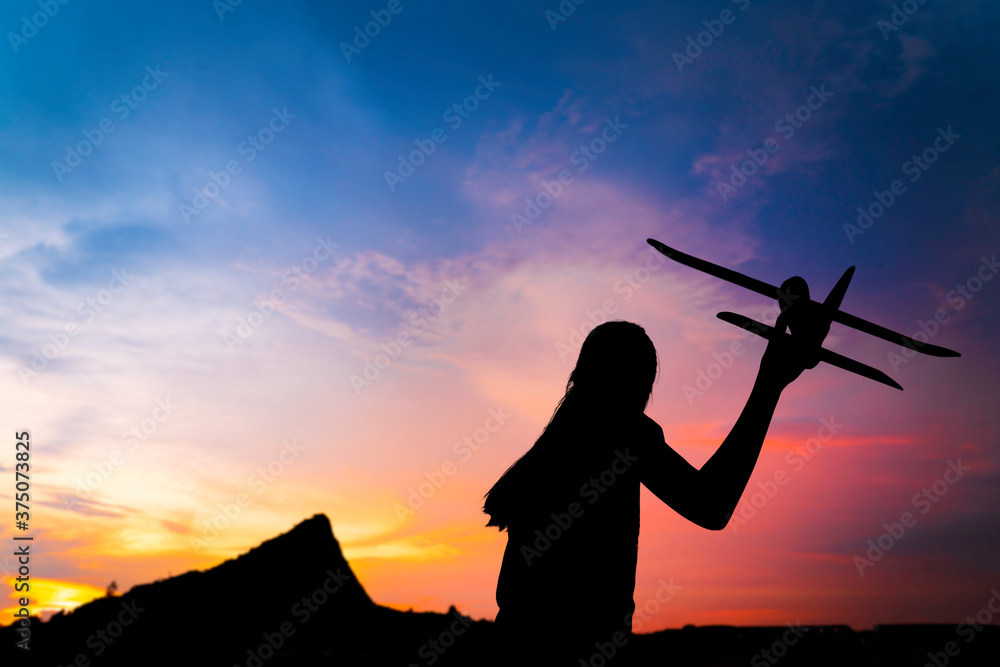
[1,0,998,632]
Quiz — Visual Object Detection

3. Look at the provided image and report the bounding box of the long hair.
[483,320,658,530]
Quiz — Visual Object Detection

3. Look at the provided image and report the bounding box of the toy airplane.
[647,238,961,390]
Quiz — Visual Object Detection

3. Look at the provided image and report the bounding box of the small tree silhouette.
[106,581,118,597]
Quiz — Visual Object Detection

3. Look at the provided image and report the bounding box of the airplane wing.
[716,311,903,390]
[647,238,960,358]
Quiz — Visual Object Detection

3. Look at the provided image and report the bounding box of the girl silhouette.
[483,318,821,665]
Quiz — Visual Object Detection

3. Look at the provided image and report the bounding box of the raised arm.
[640,313,820,530]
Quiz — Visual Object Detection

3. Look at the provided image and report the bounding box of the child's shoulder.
[638,412,664,436]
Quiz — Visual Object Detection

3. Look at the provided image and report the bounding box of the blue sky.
[1,0,998,629]
[2,0,997,271]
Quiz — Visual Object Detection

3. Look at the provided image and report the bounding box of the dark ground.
[2,515,995,666]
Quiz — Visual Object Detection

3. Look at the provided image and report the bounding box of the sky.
[0,0,998,633]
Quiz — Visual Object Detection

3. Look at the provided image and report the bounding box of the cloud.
[878,35,934,99]
[28,222,176,287]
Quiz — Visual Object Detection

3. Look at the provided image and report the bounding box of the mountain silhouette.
[0,514,492,666]
[2,515,996,666]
